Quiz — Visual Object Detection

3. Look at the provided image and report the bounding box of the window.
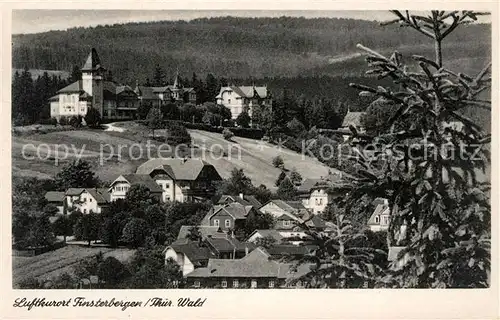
[165,183,170,189]
[374,216,380,224]
[319,198,323,205]
[214,219,219,227]
[228,99,231,104]
[283,220,291,227]
[268,280,275,288]
[225,219,231,228]
[251,280,257,288]
[89,198,92,202]
[83,209,87,214]
[194,281,200,288]
[233,280,239,288]
[221,280,227,288]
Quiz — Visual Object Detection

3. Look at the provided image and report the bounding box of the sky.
[11,10,419,34]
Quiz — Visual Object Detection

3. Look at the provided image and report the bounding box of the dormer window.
[374,215,380,224]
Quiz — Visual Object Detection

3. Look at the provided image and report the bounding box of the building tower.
[81,48,105,115]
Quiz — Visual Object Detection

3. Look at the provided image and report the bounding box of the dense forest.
[12,16,490,82]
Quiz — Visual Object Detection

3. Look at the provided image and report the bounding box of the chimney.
[245,246,249,256]
[239,193,244,200]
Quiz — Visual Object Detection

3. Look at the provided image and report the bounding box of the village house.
[135,158,222,203]
[134,72,196,108]
[216,85,272,120]
[185,247,313,289]
[49,48,139,120]
[44,191,66,214]
[217,194,262,208]
[200,202,260,232]
[176,225,226,241]
[165,237,256,276]
[340,110,366,141]
[164,239,216,277]
[298,173,344,214]
[367,198,390,232]
[246,229,312,246]
[108,174,163,202]
[64,188,110,214]
[260,199,309,219]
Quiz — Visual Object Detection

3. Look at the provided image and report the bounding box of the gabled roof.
[216,86,269,99]
[110,174,163,193]
[86,188,111,204]
[208,203,254,221]
[167,241,216,264]
[246,229,284,242]
[135,158,221,181]
[302,213,327,229]
[44,191,65,203]
[205,237,254,253]
[266,244,311,257]
[186,247,313,279]
[217,194,261,208]
[264,199,307,215]
[65,188,85,196]
[177,225,226,241]
[388,246,406,262]
[342,111,366,128]
[57,80,85,94]
[367,201,390,225]
[136,86,160,100]
[81,48,105,72]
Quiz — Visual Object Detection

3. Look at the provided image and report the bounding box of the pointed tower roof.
[173,69,181,89]
[81,48,105,72]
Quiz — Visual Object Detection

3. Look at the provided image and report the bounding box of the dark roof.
[186,247,313,279]
[342,111,365,128]
[246,229,284,242]
[44,191,65,203]
[57,80,85,94]
[135,158,221,181]
[209,203,254,221]
[81,48,105,72]
[65,188,85,196]
[136,86,160,100]
[177,225,226,240]
[266,244,310,257]
[205,237,254,253]
[217,86,269,99]
[86,188,111,204]
[217,194,262,208]
[168,241,216,264]
[265,199,307,215]
[112,174,163,193]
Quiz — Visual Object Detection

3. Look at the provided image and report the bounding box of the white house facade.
[216,85,272,119]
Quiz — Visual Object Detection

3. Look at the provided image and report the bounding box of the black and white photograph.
[9,7,493,293]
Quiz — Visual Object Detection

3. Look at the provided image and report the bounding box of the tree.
[137,102,152,120]
[70,65,82,83]
[52,215,72,242]
[289,168,303,185]
[121,218,149,248]
[294,212,385,288]
[54,160,99,190]
[73,213,100,246]
[255,235,277,249]
[222,128,234,141]
[236,111,251,128]
[146,107,163,137]
[272,156,285,169]
[26,214,56,247]
[275,170,287,187]
[215,168,254,196]
[286,117,306,137]
[236,212,275,241]
[161,103,180,121]
[335,11,491,288]
[186,226,203,244]
[84,107,101,128]
[276,177,298,201]
[153,64,166,86]
[97,257,130,287]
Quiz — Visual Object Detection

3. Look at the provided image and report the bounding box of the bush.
[165,121,192,146]
[58,116,70,126]
[69,116,82,128]
[272,156,285,169]
[222,128,234,141]
[85,108,102,128]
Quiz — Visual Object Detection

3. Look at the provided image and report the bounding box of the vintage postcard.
[1,1,498,319]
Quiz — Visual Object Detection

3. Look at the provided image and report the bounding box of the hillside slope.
[12,125,332,188]
[12,16,490,83]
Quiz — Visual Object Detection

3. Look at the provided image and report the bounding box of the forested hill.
[12,16,490,84]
